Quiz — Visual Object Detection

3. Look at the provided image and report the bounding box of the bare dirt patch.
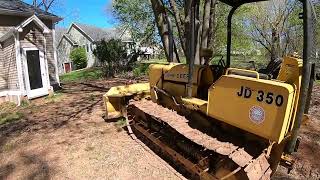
[0,78,183,180]
[0,78,319,179]
[274,85,320,180]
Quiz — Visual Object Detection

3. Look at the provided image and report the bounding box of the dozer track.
[128,99,272,180]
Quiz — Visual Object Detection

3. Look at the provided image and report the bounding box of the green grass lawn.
[143,55,268,69]
[60,68,104,83]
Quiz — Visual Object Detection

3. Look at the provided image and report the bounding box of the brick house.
[0,0,62,104]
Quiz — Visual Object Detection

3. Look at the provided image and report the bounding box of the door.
[23,49,48,99]
[64,62,72,73]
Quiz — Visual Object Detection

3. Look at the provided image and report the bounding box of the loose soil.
[0,78,319,180]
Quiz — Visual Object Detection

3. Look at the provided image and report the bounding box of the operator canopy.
[219,0,308,6]
[219,0,267,6]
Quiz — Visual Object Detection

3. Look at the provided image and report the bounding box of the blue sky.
[24,0,117,28]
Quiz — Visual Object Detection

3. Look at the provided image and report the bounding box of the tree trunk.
[169,0,186,55]
[184,0,200,64]
[207,0,217,49]
[184,0,192,64]
[200,0,211,64]
[194,2,201,65]
[150,0,180,63]
[271,27,280,62]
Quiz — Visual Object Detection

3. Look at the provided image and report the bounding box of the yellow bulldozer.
[103,0,316,179]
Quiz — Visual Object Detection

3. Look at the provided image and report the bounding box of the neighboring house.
[56,23,133,74]
[0,0,62,104]
[138,46,161,60]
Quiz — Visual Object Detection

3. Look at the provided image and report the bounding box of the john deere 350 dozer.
[103,0,316,179]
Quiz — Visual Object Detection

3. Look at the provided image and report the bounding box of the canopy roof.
[219,0,267,6]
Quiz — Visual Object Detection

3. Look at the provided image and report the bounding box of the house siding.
[0,15,53,37]
[0,15,58,82]
[57,37,74,74]
[57,25,96,74]
[45,31,59,85]
[19,22,46,93]
[19,22,45,50]
[0,37,18,90]
[18,21,58,87]
[68,26,96,67]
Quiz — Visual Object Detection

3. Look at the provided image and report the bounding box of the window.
[86,44,89,52]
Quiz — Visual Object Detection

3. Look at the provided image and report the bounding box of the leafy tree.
[112,0,319,67]
[112,0,253,65]
[70,47,87,69]
[112,0,156,43]
[93,39,127,77]
[245,0,302,62]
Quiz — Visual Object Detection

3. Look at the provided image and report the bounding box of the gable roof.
[71,23,134,42]
[56,23,134,48]
[61,34,78,46]
[16,14,50,33]
[0,14,51,42]
[68,23,110,42]
[0,0,62,22]
[55,27,67,46]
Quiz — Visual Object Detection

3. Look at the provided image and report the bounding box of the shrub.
[70,47,87,69]
[93,39,127,77]
[133,63,149,77]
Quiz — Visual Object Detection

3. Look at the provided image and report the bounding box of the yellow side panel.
[207,75,295,143]
[277,56,302,132]
[163,64,202,84]
[163,82,186,96]
[149,64,167,88]
[149,64,166,102]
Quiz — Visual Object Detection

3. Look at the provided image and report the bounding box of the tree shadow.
[0,151,53,180]
[21,152,51,180]
[0,80,116,153]
[0,164,15,179]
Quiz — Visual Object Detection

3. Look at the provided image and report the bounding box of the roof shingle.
[0,0,61,21]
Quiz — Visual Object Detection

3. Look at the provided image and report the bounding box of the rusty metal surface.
[134,123,217,180]
[130,99,271,179]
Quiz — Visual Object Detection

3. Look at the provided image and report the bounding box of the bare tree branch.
[169,0,186,54]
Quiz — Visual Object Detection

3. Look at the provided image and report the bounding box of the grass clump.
[60,68,103,83]
[0,112,24,125]
[0,102,24,125]
[45,92,63,103]
[20,100,30,107]
[115,118,126,132]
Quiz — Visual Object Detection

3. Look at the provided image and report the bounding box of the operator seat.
[259,58,283,79]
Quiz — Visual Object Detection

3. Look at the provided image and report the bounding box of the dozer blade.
[103,83,150,119]
[128,99,271,180]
